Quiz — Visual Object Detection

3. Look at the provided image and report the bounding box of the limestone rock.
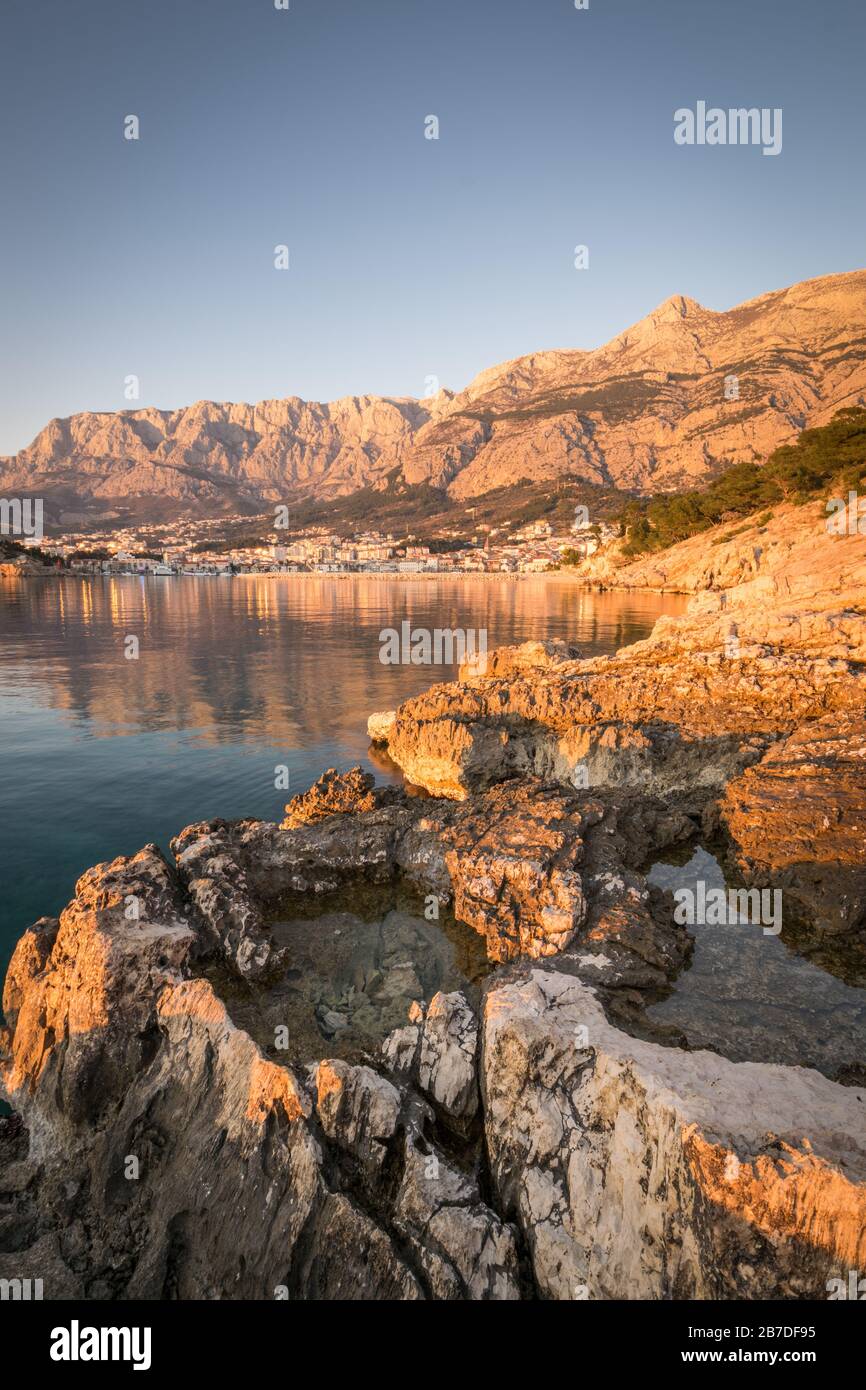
[290,1192,423,1300]
[282,766,381,828]
[394,1130,521,1300]
[2,845,196,1133]
[374,499,866,941]
[0,1232,84,1300]
[720,715,866,937]
[0,845,516,1300]
[380,1021,422,1079]
[441,783,590,961]
[171,821,284,979]
[312,1059,401,1171]
[482,969,866,1299]
[367,710,396,744]
[415,992,479,1124]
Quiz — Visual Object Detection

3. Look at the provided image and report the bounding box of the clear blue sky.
[1,0,864,455]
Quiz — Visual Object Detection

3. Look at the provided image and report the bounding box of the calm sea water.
[0,574,686,980]
[647,847,866,1081]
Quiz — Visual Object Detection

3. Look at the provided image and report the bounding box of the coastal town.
[6,511,617,577]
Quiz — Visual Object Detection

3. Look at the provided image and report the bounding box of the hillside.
[577,495,865,605]
[576,408,866,593]
[2,269,866,527]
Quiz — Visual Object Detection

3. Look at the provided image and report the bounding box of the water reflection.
[0,574,685,746]
[0,574,686,973]
[646,846,866,1082]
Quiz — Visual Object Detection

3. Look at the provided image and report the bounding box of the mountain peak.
[653,293,706,321]
[3,268,865,517]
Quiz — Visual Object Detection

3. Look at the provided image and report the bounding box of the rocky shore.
[1,502,864,1300]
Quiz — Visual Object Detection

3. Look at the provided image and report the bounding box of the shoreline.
[1,568,698,596]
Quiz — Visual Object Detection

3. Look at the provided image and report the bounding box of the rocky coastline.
[1,502,864,1301]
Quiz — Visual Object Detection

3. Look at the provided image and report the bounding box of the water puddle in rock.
[644,845,866,1084]
[205,886,490,1066]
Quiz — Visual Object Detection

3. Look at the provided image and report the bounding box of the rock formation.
[366,505,864,849]
[0,831,523,1301]
[2,742,863,1297]
[483,970,866,1300]
[2,492,865,1300]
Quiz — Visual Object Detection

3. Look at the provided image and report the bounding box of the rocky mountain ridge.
[3,269,866,523]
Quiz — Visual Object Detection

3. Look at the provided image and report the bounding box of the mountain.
[3,270,866,525]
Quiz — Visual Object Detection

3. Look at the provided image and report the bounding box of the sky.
[1,0,864,456]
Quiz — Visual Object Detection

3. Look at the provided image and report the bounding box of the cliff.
[3,269,866,521]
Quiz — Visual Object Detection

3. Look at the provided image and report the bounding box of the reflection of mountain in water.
[0,575,686,749]
[0,573,686,977]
